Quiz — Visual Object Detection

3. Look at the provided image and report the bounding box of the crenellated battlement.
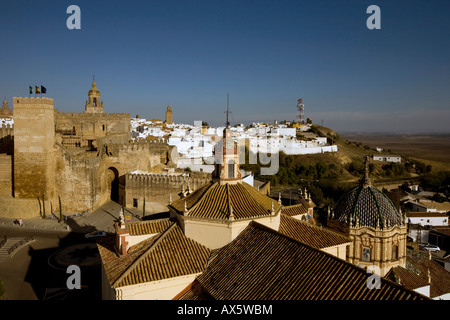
[126,171,210,185]
[107,113,130,118]
[13,97,54,106]
[0,123,14,140]
[107,138,169,151]
[0,124,13,129]
[56,111,129,118]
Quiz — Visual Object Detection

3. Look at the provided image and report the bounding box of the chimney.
[115,222,129,255]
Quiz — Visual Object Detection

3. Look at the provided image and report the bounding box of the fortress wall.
[0,124,13,139]
[54,148,106,213]
[55,111,131,144]
[0,124,13,154]
[13,97,55,199]
[0,154,12,196]
[0,196,40,218]
[124,172,210,211]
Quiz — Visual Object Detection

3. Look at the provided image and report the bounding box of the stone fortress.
[0,80,204,218]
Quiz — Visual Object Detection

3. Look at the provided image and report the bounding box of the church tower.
[211,93,241,185]
[165,105,173,124]
[212,127,242,185]
[330,156,407,276]
[85,79,104,113]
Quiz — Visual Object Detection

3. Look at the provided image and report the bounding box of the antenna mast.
[225,93,231,127]
[297,98,304,123]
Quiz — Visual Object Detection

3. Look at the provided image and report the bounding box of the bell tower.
[85,78,104,113]
[165,105,173,124]
[212,94,242,185]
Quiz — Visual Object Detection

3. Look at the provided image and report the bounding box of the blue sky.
[1,0,449,132]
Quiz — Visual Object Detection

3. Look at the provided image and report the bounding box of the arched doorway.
[106,167,120,202]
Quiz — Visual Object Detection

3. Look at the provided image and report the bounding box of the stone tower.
[165,105,173,124]
[13,97,56,199]
[85,79,104,113]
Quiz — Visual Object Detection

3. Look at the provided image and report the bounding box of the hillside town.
[130,108,338,173]
[0,81,449,302]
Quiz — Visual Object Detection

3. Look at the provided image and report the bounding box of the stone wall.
[125,171,210,212]
[0,124,13,154]
[0,153,12,196]
[55,111,130,149]
[13,97,55,199]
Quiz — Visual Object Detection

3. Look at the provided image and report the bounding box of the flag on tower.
[29,86,33,94]
[35,86,41,94]
[41,86,47,94]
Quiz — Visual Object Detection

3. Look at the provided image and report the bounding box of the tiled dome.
[334,156,404,229]
[334,184,404,229]
[169,181,281,220]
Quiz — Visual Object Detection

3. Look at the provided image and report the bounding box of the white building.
[406,211,449,227]
[373,155,402,163]
[130,118,338,172]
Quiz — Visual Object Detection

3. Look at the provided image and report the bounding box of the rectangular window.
[133,198,138,208]
[228,163,234,178]
[362,247,371,262]
[392,245,398,260]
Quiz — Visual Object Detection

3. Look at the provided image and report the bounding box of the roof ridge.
[112,222,177,288]
[226,184,232,219]
[246,221,429,299]
[240,182,280,215]
[280,213,350,240]
[188,182,217,214]
[282,203,305,209]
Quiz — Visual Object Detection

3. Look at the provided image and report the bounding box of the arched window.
[93,97,97,107]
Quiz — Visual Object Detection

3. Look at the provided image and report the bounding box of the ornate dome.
[334,157,404,229]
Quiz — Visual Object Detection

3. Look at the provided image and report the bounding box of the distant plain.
[339,132,450,171]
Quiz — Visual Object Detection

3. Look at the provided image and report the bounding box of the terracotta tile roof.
[97,220,211,288]
[385,266,429,290]
[280,204,308,217]
[406,249,450,298]
[278,214,351,249]
[169,182,281,220]
[177,221,427,300]
[127,219,173,236]
[406,211,448,218]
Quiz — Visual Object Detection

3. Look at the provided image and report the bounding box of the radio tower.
[296,98,304,124]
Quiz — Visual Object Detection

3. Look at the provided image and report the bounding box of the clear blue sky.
[1,0,449,132]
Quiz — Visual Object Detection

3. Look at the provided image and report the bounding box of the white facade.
[407,214,448,227]
[373,155,401,163]
[104,271,201,300]
[130,118,338,172]
[174,213,281,250]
